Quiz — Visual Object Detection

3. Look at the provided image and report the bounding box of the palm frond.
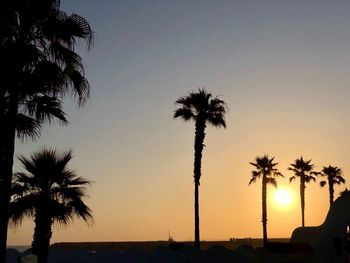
[28,95,68,125]
[9,196,36,227]
[31,60,66,93]
[320,181,327,187]
[173,108,195,121]
[249,176,257,185]
[207,113,226,128]
[15,113,42,141]
[48,41,83,71]
[266,178,277,188]
[64,68,90,106]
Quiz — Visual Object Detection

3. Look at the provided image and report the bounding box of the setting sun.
[274,189,292,207]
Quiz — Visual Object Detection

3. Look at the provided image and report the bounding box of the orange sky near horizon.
[7,0,350,245]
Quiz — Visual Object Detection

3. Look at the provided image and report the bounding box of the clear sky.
[8,0,350,245]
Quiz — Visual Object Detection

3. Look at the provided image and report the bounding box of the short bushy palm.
[10,148,93,263]
[249,155,283,246]
[174,88,227,248]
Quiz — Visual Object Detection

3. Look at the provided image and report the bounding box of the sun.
[274,189,292,207]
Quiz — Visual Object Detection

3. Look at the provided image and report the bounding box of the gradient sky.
[8,0,350,245]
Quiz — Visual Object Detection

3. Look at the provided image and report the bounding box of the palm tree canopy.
[249,155,284,185]
[320,165,345,187]
[288,156,318,183]
[174,89,227,128]
[0,0,93,140]
[10,148,93,227]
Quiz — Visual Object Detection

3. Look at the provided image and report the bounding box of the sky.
[7,0,350,245]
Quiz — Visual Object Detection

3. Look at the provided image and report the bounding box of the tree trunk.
[300,179,305,227]
[262,175,268,246]
[194,180,200,249]
[193,118,206,249]
[329,178,334,207]
[32,208,53,263]
[0,93,18,263]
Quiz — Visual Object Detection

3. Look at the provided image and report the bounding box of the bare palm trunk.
[0,93,18,263]
[328,179,334,207]
[0,138,15,263]
[32,209,53,263]
[194,180,200,249]
[193,119,206,249]
[300,179,305,227]
[262,175,268,246]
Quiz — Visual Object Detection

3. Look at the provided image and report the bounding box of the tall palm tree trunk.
[0,93,18,263]
[194,180,200,249]
[328,180,334,207]
[32,209,53,263]
[193,119,206,249]
[262,175,268,246]
[300,180,305,227]
[0,138,15,263]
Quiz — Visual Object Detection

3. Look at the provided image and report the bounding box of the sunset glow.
[274,189,292,207]
[6,1,350,246]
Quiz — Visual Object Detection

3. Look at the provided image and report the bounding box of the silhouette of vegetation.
[10,148,93,263]
[174,89,227,249]
[319,165,345,207]
[249,155,283,247]
[289,157,318,227]
[0,1,92,259]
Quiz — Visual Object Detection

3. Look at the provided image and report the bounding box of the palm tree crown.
[1,0,93,138]
[289,156,318,227]
[249,155,283,246]
[10,148,92,263]
[249,155,283,186]
[289,157,318,184]
[174,89,227,125]
[320,165,345,207]
[174,88,227,249]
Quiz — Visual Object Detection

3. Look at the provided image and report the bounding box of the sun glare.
[274,189,292,207]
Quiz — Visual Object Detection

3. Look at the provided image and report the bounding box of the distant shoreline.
[7,238,289,252]
[7,246,30,253]
[8,238,291,253]
[51,238,290,251]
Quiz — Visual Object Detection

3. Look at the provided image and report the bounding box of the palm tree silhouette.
[289,157,318,227]
[320,165,345,207]
[174,88,227,249]
[249,155,283,246]
[10,148,92,263]
[0,1,92,258]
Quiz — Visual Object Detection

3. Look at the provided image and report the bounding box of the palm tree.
[320,165,345,207]
[289,157,318,227]
[174,88,227,248]
[249,155,283,246]
[10,148,93,263]
[0,1,92,258]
